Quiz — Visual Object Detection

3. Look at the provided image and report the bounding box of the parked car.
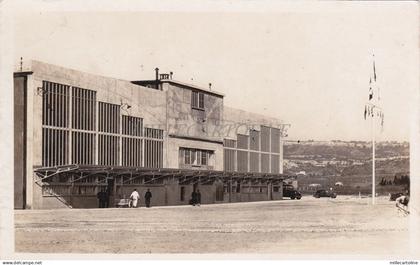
[314,189,337,198]
[390,192,403,201]
[283,184,302,200]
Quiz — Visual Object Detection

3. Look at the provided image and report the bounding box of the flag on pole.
[381,112,384,130]
[373,59,377,82]
[364,54,384,131]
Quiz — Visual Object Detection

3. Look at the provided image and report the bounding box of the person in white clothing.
[130,189,140,208]
[395,190,410,216]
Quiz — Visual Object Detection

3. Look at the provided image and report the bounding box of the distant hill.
[283,141,409,195]
[284,141,409,160]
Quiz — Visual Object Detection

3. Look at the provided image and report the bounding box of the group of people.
[190,189,201,206]
[97,188,153,208]
[129,188,153,208]
[96,189,110,208]
[99,188,205,208]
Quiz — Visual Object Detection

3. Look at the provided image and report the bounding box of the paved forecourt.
[15,196,411,257]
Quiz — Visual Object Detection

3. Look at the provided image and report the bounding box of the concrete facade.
[14,60,288,209]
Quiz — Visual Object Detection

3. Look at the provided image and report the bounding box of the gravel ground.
[14,196,412,257]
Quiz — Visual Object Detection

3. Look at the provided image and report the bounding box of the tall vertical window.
[271,128,280,153]
[201,150,207,165]
[191,91,204,110]
[122,115,143,137]
[236,134,249,172]
[223,126,282,174]
[98,134,119,166]
[42,81,69,128]
[261,126,270,152]
[72,87,96,131]
[144,128,164,168]
[42,81,70,167]
[98,102,120,166]
[122,115,143,167]
[223,139,236,172]
[72,131,95,165]
[71,87,96,165]
[42,82,98,167]
[184,148,191,165]
[198,93,204,108]
[98,102,120,134]
[42,128,69,167]
[237,150,248,172]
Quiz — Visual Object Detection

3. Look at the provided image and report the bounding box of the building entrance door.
[180,186,186,202]
[268,183,273,200]
[106,178,114,208]
[215,183,224,201]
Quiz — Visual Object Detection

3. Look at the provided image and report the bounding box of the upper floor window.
[180,147,213,166]
[191,91,204,110]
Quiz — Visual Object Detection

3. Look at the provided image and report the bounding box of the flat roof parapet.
[132,79,225,98]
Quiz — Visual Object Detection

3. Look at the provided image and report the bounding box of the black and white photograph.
[0,0,419,263]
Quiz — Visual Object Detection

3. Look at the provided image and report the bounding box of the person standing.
[97,189,107,208]
[190,190,197,206]
[130,189,140,208]
[105,188,110,208]
[145,189,152,208]
[396,190,410,215]
[196,189,201,206]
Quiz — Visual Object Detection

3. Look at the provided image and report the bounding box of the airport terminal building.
[14,61,289,209]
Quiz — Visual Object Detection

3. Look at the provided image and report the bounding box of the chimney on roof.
[170,71,173,79]
[155,67,159,81]
[209,83,212,90]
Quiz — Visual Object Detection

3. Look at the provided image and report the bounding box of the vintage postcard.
[0,0,419,263]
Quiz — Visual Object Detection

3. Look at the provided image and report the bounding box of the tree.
[379,178,385,186]
[393,175,399,185]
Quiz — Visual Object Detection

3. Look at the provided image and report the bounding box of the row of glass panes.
[42,81,162,138]
[191,91,204,109]
[42,127,163,167]
[224,126,281,154]
[181,148,212,166]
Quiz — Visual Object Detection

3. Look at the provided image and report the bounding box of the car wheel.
[297,197,301,200]
[291,196,295,200]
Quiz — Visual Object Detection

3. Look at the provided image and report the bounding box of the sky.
[10,1,418,142]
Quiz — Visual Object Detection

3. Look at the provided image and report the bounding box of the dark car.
[390,192,403,201]
[283,185,302,200]
[314,189,337,198]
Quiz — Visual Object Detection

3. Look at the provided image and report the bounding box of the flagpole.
[372,109,376,205]
[366,53,380,206]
